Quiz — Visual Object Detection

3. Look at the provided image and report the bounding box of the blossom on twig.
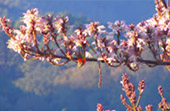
[0,0,170,88]
[96,103,116,111]
[158,85,170,110]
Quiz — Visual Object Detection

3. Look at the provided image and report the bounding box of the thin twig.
[86,41,96,54]
[32,31,40,52]
[136,93,142,107]
[98,62,102,88]
[51,33,66,56]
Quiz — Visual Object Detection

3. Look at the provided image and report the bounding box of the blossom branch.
[0,0,170,88]
[120,73,170,111]
[158,85,170,110]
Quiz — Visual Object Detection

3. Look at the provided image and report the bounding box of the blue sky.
[28,0,156,24]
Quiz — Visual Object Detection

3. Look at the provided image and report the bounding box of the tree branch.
[46,54,170,66]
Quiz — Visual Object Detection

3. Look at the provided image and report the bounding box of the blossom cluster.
[96,73,169,111]
[0,0,170,71]
[158,85,170,110]
[120,73,169,111]
[120,73,146,111]
[96,103,115,111]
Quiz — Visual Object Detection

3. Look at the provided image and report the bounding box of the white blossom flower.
[7,38,21,53]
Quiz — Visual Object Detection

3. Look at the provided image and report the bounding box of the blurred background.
[0,0,170,111]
